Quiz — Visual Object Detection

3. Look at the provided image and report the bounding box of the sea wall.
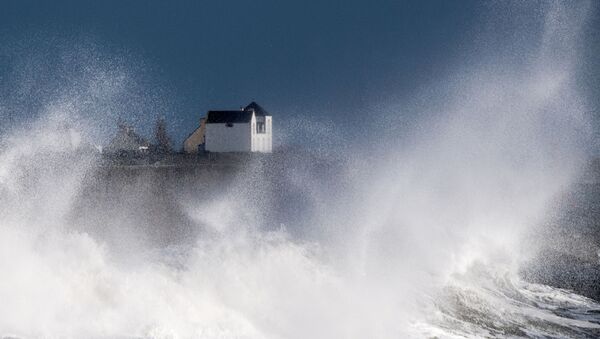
[68,151,346,254]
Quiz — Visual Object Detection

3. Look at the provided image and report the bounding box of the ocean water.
[1,2,599,338]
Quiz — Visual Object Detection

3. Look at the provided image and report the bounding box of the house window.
[256,122,265,134]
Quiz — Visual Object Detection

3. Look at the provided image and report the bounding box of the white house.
[197,102,272,153]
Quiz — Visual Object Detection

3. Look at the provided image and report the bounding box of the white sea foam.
[0,2,598,338]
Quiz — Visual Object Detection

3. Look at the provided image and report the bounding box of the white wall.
[205,114,272,153]
[205,123,251,152]
[251,116,272,153]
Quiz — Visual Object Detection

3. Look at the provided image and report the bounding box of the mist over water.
[1,2,599,338]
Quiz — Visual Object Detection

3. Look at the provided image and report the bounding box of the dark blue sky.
[0,1,598,148]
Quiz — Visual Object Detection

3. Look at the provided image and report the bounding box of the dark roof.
[244,101,269,116]
[206,110,253,124]
[205,102,270,124]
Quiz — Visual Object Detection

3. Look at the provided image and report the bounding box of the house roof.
[244,101,269,116]
[206,110,253,124]
[205,102,270,124]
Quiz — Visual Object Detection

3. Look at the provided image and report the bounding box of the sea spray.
[0,2,599,338]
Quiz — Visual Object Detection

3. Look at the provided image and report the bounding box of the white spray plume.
[0,2,598,338]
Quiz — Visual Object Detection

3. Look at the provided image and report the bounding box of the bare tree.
[154,117,172,154]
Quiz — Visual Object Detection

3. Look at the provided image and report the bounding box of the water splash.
[0,2,598,338]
